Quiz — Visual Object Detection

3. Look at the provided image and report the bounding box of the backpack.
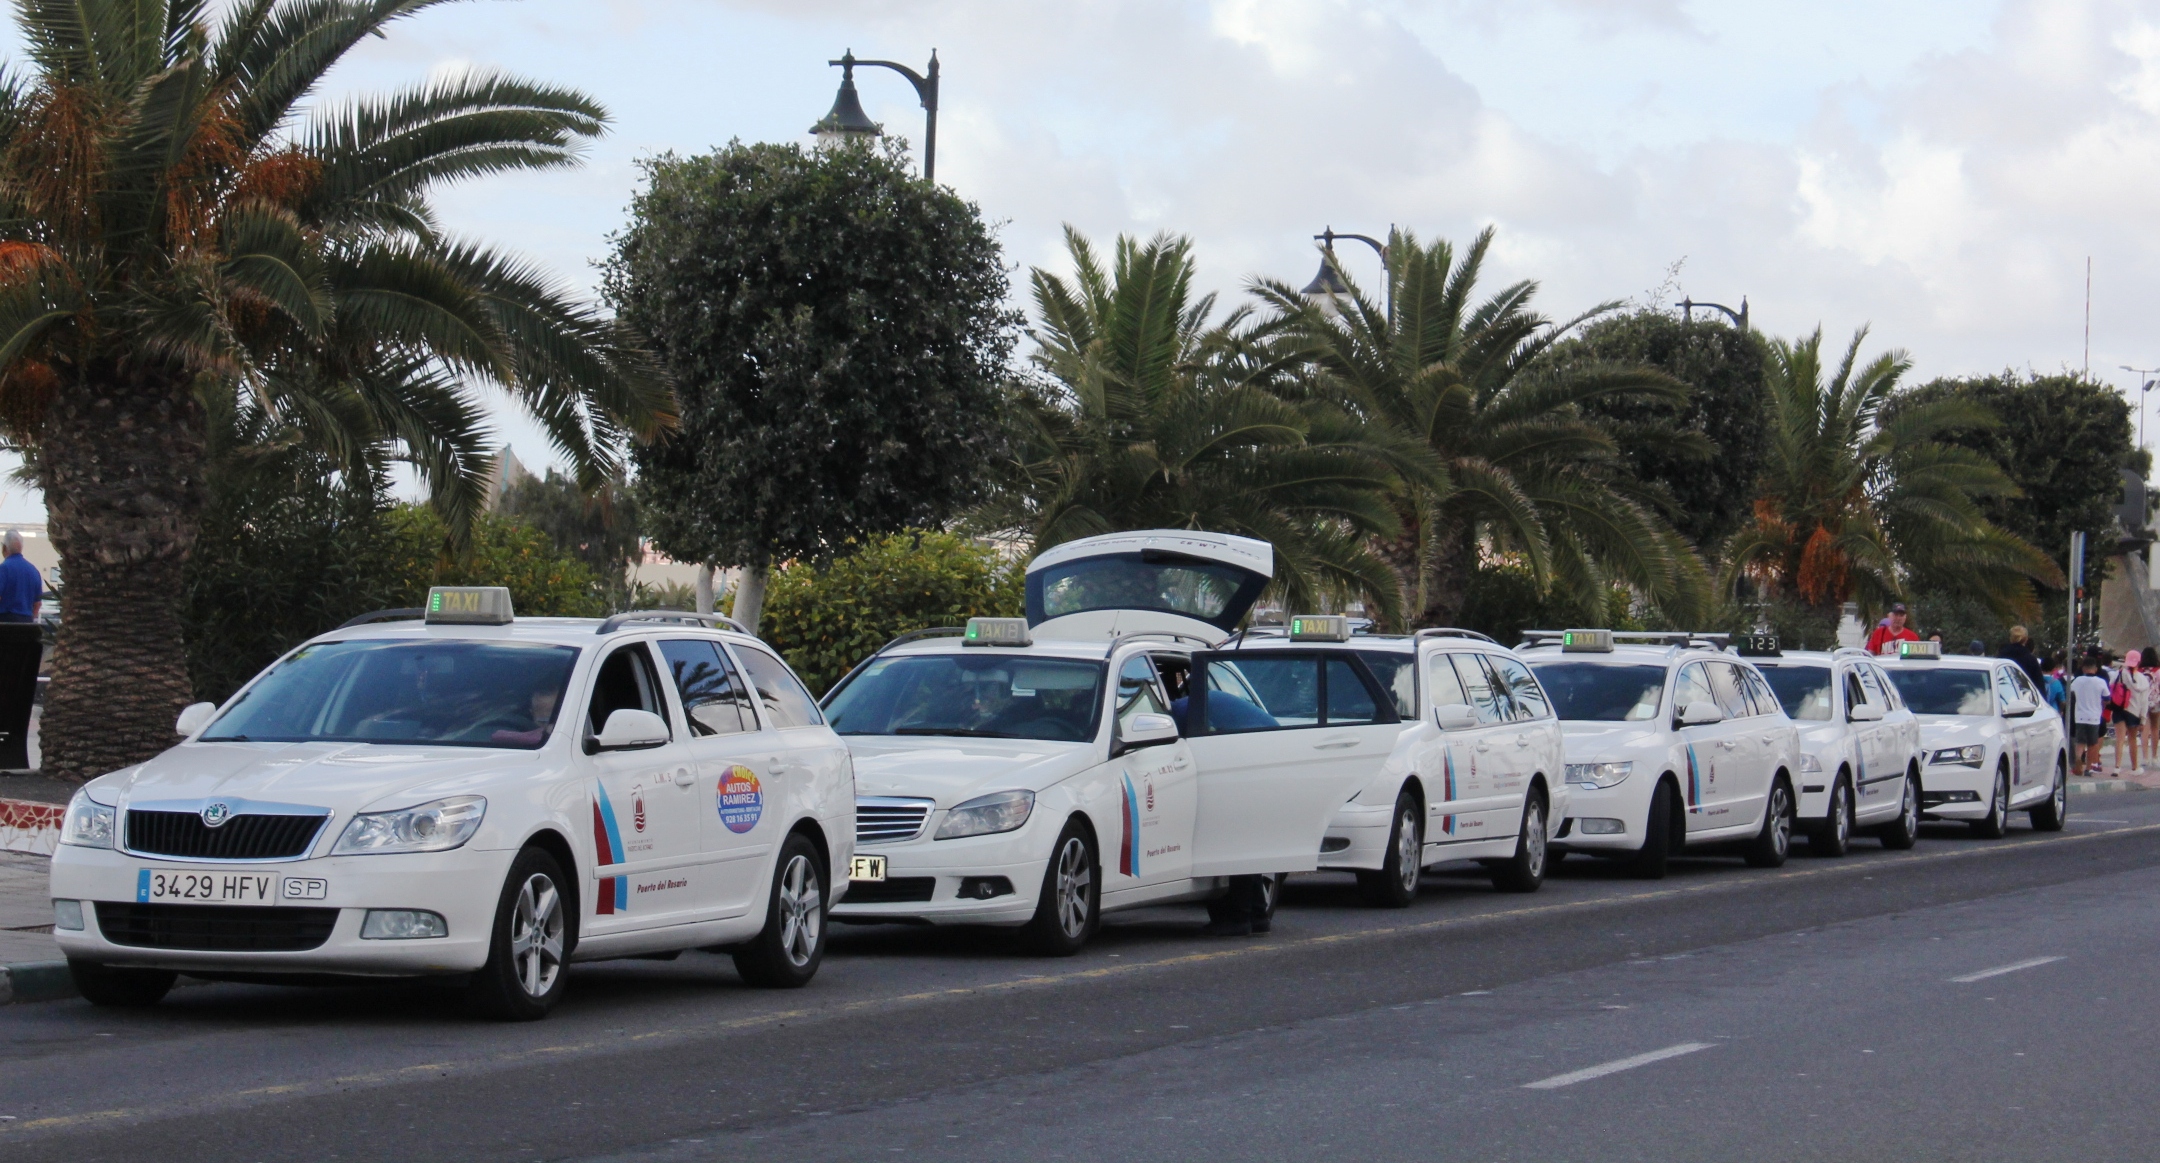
[2110,671,2131,710]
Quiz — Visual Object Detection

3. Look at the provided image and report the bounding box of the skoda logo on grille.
[200,801,233,828]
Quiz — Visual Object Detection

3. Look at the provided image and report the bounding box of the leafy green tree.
[753,530,1023,694]
[976,228,1408,623]
[497,468,642,607]
[385,506,607,618]
[0,1,669,778]
[606,140,1017,634]
[1255,228,1707,630]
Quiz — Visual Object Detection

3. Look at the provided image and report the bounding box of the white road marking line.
[1950,955,2065,983]
[1523,1042,1715,1089]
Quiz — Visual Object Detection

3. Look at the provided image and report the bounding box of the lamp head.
[812,51,882,141]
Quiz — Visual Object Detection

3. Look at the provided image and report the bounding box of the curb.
[2070,779,2160,794]
[0,959,74,1005]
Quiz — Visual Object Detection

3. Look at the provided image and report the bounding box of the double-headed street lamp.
[1300,226,1393,324]
[812,49,940,183]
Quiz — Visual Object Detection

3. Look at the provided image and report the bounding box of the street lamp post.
[1300,226,1393,324]
[2120,365,2160,452]
[1677,296,1749,330]
[812,49,940,183]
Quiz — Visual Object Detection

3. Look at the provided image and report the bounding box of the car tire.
[1809,776,1853,858]
[1970,765,2011,839]
[733,832,829,989]
[2029,756,2068,833]
[1743,778,1795,868]
[1627,780,1677,880]
[1356,790,1424,908]
[468,847,574,1021]
[1489,792,1549,893]
[1878,769,1920,850]
[1021,820,1099,956]
[69,959,176,1008]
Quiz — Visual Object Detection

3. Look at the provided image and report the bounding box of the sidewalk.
[0,850,55,964]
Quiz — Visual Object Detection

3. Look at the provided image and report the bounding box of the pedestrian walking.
[2143,657,2160,767]
[2072,657,2110,776]
[2042,659,2067,713]
[2111,650,2148,774]
[2001,626,2044,688]
[0,529,41,623]
[1867,603,1920,655]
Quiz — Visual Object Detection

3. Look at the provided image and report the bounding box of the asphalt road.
[9,793,2160,1162]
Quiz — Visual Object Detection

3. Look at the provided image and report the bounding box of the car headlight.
[1799,754,1823,774]
[934,790,1035,840]
[1930,746,1985,768]
[333,796,487,855]
[1564,761,1633,789]
[61,792,116,849]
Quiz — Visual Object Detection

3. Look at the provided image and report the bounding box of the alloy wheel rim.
[511,872,564,999]
[1055,837,1092,938]
[1523,802,1546,878]
[2055,767,2068,815]
[1996,773,2009,829]
[1396,807,1422,892]
[1771,787,1791,856]
[1903,778,1918,833]
[777,853,822,968]
[1833,784,1850,845]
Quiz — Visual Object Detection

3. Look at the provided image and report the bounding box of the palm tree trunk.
[1420,516,1479,629]
[39,368,206,781]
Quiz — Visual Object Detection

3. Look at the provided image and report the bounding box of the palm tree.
[1256,227,1708,630]
[977,228,1409,623]
[1722,327,2059,614]
[0,1,670,779]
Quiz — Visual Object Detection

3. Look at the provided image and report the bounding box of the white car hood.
[844,735,1097,805]
[1913,716,1992,749]
[86,741,546,816]
[1558,721,1664,760]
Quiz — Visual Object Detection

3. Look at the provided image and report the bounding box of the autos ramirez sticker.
[718,765,764,834]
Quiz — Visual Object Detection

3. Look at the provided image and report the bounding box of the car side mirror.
[1677,701,1725,727]
[1431,703,1480,731]
[1847,702,1885,723]
[1116,711,1180,753]
[2002,698,2037,718]
[593,708,670,751]
[175,701,216,737]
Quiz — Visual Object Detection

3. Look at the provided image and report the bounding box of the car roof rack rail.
[875,626,967,653]
[1518,629,1731,650]
[336,607,424,630]
[595,610,751,636]
[1413,628,1498,644]
[1116,630,1218,648]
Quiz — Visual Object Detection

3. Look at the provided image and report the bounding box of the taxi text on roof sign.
[1288,614,1350,642]
[963,617,1031,647]
[1896,639,1942,660]
[424,586,514,626]
[1562,628,1613,653]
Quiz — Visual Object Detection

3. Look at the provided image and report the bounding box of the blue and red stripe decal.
[1440,747,1459,835]
[591,784,629,914]
[1684,744,1703,813]
[1118,774,1141,877]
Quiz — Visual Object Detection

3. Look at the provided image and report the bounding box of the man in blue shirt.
[0,530,43,622]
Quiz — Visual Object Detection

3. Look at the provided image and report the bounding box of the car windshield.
[1760,665,1833,721]
[1526,662,1667,722]
[1884,667,1993,715]
[823,654,1106,743]
[201,639,581,749]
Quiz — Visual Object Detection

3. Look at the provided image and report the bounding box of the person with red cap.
[1866,603,1920,655]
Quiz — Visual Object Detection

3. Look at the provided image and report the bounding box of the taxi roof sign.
[1288,614,1351,642]
[1735,632,1781,657]
[1561,628,1613,653]
[424,586,513,626]
[1895,639,1942,660]
[963,617,1031,648]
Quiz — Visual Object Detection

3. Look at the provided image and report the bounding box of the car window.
[1760,665,1831,721]
[588,643,668,737]
[1883,667,1993,715]
[1674,663,1716,717]
[1199,655,1315,732]
[1708,662,1753,718]
[200,639,580,750]
[1526,661,1666,722]
[659,639,755,737]
[1356,650,1417,718]
[1868,664,1904,710]
[1424,651,1470,712]
[1995,668,2022,712]
[1741,666,1781,718]
[1324,658,1380,725]
[1843,669,1869,715]
[2008,667,2039,702]
[1488,654,1551,720]
[731,645,824,729]
[1855,665,1889,711]
[1453,654,1511,725]
[1117,655,1171,731]
[823,654,1104,742]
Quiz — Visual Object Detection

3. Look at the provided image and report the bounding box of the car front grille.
[125,810,326,860]
[842,877,938,904]
[94,903,339,952]
[856,797,935,844]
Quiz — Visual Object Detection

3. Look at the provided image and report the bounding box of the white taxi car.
[1747,641,1924,855]
[1231,626,1565,904]
[1878,642,2068,837]
[823,531,1388,951]
[50,589,854,1019]
[1522,630,1802,877]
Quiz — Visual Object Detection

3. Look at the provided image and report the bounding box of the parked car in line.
[1878,640,2068,837]
[1521,630,1802,878]
[1746,641,1924,855]
[52,589,854,1019]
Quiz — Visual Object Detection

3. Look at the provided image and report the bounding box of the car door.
[726,643,851,908]
[1848,663,1894,803]
[657,638,776,917]
[1994,665,2041,797]
[1707,662,1772,825]
[2005,666,2054,795]
[1482,652,1555,834]
[1869,661,1921,792]
[1417,647,1485,840]
[1110,652,1197,888]
[583,640,712,930]
[1673,662,1730,830]
[1184,650,1396,876]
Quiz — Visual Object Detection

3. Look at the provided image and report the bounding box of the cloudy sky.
[7,0,2156,519]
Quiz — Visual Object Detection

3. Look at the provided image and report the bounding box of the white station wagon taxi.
[50,589,854,1019]
[1747,641,1925,855]
[823,530,1390,950]
[1878,641,2068,837]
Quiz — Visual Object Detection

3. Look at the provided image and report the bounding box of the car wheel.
[1971,765,2011,839]
[733,832,829,988]
[1489,793,1549,893]
[1810,777,1853,858]
[1628,780,1678,879]
[1744,779,1794,868]
[468,847,573,1021]
[1257,872,1284,921]
[1878,769,1920,850]
[1021,820,1099,956]
[69,960,176,1008]
[1356,790,1424,908]
[2029,756,2068,832]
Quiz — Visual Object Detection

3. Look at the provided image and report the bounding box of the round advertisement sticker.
[717,765,763,834]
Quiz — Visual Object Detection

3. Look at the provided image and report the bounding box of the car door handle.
[1171,756,1192,770]
[672,766,696,788]
[1313,739,1360,751]
[766,756,789,775]
[1514,734,1532,748]
[1475,742,1494,753]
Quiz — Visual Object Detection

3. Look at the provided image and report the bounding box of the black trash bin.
[0,621,43,769]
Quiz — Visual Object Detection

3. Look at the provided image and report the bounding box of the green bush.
[753,531,1023,693]
[384,506,609,619]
